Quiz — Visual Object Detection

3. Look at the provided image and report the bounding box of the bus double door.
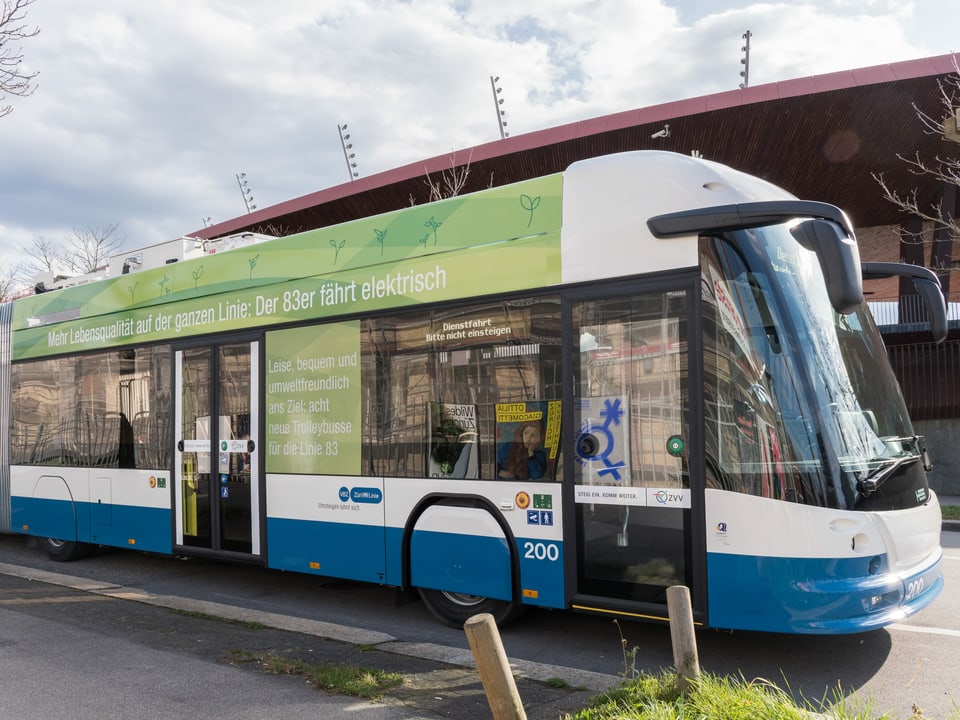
[174,341,261,557]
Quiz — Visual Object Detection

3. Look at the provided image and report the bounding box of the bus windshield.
[701,223,930,512]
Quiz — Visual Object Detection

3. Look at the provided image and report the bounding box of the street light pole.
[490,75,509,139]
[235,173,256,213]
[739,30,752,89]
[338,123,359,180]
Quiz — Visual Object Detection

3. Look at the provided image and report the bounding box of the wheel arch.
[401,493,522,605]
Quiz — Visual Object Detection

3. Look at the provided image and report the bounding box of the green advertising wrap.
[11,174,562,360]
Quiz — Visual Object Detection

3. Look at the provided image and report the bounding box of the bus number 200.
[523,541,560,562]
[905,577,925,602]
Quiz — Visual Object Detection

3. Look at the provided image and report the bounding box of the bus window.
[11,359,60,465]
[574,294,689,491]
[11,346,172,471]
[360,296,562,479]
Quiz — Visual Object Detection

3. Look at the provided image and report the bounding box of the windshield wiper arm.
[858,453,920,496]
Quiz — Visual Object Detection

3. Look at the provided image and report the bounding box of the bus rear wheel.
[40,537,93,562]
[417,588,525,628]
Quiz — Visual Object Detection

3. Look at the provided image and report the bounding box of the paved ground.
[0,560,606,719]
[3,493,954,718]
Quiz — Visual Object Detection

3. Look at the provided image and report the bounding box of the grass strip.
[229,650,403,699]
[566,670,960,720]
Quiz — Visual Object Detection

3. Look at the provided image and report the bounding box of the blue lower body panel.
[12,496,172,555]
[515,537,566,608]
[707,551,943,633]
[410,529,512,601]
[266,517,386,583]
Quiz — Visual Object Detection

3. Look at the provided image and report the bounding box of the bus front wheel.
[40,537,92,562]
[417,587,525,628]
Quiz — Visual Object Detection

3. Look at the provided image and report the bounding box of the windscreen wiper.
[858,453,920,496]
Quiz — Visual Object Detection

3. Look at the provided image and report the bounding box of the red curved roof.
[193,53,959,240]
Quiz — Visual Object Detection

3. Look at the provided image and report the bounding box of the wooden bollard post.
[463,613,527,720]
[666,585,701,693]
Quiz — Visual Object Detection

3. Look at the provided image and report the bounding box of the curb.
[943,520,960,532]
[0,561,621,694]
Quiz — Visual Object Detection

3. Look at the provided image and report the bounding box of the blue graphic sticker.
[339,486,350,502]
[574,397,627,481]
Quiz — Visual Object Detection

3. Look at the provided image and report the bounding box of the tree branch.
[0,0,40,117]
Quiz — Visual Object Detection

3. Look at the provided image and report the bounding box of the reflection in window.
[10,359,59,465]
[11,346,172,469]
[361,296,562,479]
[574,295,688,490]
[700,238,821,504]
[572,292,690,603]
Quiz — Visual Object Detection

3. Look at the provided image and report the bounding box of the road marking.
[888,623,960,638]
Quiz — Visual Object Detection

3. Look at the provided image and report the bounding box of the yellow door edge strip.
[571,603,704,626]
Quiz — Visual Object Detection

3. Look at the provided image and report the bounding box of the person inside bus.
[497,420,547,480]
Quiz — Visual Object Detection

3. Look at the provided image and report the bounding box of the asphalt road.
[1,531,958,718]
[0,564,594,720]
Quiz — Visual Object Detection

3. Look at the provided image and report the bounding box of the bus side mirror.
[861,262,948,343]
[790,219,863,315]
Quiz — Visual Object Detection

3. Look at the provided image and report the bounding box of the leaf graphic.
[520,194,541,228]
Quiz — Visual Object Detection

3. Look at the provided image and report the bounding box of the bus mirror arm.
[861,262,948,343]
[918,435,933,472]
[789,219,864,315]
[646,200,864,313]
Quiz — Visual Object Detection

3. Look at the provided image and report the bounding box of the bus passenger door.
[568,279,700,619]
[174,341,262,558]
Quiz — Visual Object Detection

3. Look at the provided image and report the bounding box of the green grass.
[228,650,403,699]
[176,609,266,629]
[565,670,960,720]
[942,504,960,521]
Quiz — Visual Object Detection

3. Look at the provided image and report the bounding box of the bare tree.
[22,233,59,274]
[19,223,125,287]
[873,60,960,237]
[1,0,40,118]
[0,261,25,300]
[61,222,125,274]
[422,151,474,203]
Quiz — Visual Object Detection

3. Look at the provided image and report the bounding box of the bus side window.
[360,296,562,480]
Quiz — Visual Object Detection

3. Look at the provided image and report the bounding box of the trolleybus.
[0,150,945,633]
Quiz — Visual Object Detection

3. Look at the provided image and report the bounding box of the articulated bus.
[0,151,945,633]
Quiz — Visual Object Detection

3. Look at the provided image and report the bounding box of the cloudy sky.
[1,0,956,278]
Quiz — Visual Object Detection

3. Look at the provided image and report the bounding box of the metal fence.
[884,338,960,420]
[869,294,960,420]
[867,294,960,328]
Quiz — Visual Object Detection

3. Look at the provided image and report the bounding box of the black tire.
[417,587,526,628]
[40,537,93,562]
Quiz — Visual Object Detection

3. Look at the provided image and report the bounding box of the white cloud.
[0,0,955,279]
